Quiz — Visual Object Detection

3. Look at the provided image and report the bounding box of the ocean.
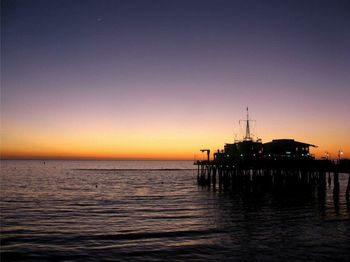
[1,160,349,261]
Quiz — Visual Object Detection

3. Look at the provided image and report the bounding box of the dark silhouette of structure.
[195,108,350,201]
[263,139,316,159]
[200,149,210,161]
[214,108,316,162]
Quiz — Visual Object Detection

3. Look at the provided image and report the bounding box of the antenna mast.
[244,107,251,141]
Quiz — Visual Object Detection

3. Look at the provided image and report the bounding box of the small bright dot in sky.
[1,0,350,160]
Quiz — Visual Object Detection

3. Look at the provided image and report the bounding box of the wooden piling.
[195,159,349,202]
[333,172,339,195]
[346,173,350,201]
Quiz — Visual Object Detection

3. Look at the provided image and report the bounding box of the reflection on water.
[1,160,350,261]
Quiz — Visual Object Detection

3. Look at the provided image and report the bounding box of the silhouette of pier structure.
[195,108,350,201]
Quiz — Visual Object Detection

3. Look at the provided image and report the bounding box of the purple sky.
[1,0,350,159]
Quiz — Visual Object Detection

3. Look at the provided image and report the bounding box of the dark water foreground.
[1,160,350,261]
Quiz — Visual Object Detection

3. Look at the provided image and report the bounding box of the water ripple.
[1,160,350,261]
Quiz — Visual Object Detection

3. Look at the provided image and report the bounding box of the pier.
[195,109,350,201]
[195,159,349,198]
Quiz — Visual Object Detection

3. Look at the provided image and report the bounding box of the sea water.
[1,160,349,261]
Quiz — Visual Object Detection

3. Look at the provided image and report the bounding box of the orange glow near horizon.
[2,139,348,161]
[2,0,350,162]
[1,112,349,160]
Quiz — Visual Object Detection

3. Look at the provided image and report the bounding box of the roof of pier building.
[263,139,317,157]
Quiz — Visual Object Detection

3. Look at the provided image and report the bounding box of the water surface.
[1,160,349,261]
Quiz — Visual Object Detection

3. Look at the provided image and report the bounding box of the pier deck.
[195,159,350,200]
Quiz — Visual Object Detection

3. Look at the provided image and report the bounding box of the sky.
[1,0,350,160]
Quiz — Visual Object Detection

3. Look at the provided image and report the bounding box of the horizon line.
[0,156,195,161]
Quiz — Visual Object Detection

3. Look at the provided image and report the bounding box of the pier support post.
[207,166,212,187]
[212,167,216,188]
[218,167,223,189]
[333,172,339,194]
[328,172,331,188]
[197,165,200,183]
[346,173,350,202]
[318,171,326,202]
[333,172,340,213]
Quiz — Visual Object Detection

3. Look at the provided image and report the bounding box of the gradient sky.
[1,0,350,160]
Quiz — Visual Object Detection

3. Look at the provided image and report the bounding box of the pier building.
[263,139,316,159]
[195,108,350,201]
[213,108,316,162]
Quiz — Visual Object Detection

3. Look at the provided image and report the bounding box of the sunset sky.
[1,0,350,160]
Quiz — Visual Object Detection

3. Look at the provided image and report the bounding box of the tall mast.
[244,107,251,140]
